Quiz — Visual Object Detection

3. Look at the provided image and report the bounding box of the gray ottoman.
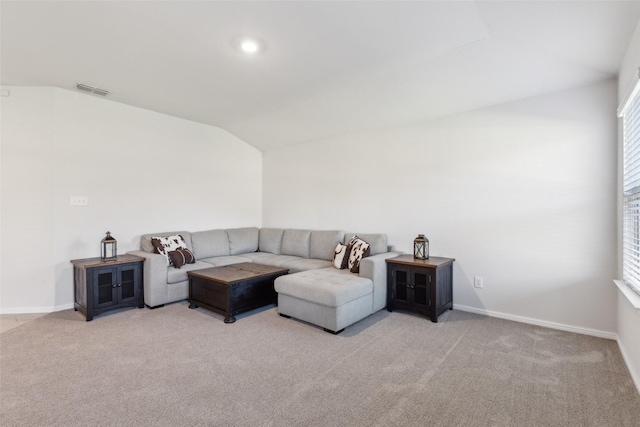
[274,267,374,334]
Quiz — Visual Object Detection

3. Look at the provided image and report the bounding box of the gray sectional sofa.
[127,227,400,333]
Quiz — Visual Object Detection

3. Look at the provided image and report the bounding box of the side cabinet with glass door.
[72,254,144,321]
[386,265,433,314]
[386,255,455,323]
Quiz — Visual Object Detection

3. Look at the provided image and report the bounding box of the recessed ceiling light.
[232,36,265,55]
[241,40,259,53]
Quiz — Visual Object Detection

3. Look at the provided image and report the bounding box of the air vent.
[76,83,93,92]
[75,83,110,96]
[92,88,110,96]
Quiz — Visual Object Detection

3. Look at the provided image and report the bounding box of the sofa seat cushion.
[240,252,279,262]
[285,258,332,273]
[257,255,333,272]
[274,268,373,308]
[167,261,215,284]
[256,255,303,268]
[200,255,253,267]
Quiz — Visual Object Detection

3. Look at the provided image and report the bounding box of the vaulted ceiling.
[2,1,640,152]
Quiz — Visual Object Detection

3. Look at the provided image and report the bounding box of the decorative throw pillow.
[332,243,350,269]
[151,234,188,266]
[347,235,370,273]
[167,247,196,269]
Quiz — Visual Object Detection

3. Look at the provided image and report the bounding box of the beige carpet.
[1,303,638,426]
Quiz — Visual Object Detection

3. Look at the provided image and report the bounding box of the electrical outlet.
[70,196,88,207]
[474,276,483,288]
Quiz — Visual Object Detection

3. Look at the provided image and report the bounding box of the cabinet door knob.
[118,283,122,287]
[112,284,117,288]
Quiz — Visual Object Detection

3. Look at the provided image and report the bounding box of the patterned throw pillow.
[332,243,350,269]
[346,235,370,273]
[167,247,196,269]
[151,234,188,266]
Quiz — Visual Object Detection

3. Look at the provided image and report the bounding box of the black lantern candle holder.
[413,234,429,260]
[101,231,118,261]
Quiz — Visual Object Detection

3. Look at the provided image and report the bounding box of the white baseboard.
[453,304,617,340]
[617,338,640,396]
[0,303,74,315]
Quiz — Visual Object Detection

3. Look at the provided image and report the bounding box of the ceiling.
[2,1,640,152]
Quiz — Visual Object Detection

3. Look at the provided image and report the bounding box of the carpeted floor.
[1,303,638,426]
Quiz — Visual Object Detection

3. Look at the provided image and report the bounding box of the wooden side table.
[386,254,455,322]
[71,254,144,321]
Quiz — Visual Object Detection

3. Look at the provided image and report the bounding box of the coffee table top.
[187,262,288,285]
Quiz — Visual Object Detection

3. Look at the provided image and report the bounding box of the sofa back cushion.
[282,229,312,258]
[226,227,259,255]
[310,230,345,261]
[140,231,193,253]
[344,233,388,255]
[259,228,285,254]
[191,229,230,259]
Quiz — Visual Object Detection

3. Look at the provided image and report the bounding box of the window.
[620,72,640,296]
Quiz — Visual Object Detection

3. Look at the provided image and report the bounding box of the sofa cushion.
[332,243,350,269]
[310,230,345,261]
[151,234,189,266]
[346,235,370,273]
[167,247,196,269]
[199,255,253,267]
[286,258,332,274]
[274,268,373,308]
[344,233,387,255]
[141,231,192,253]
[191,229,230,258]
[167,261,214,284]
[240,252,278,262]
[226,227,259,255]
[258,255,334,274]
[256,255,303,269]
[259,228,285,254]
[282,229,312,258]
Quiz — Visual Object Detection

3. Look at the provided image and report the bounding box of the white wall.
[264,80,618,337]
[0,87,262,313]
[0,88,56,313]
[617,18,640,392]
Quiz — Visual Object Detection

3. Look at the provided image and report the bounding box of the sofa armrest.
[359,251,404,312]
[127,250,168,308]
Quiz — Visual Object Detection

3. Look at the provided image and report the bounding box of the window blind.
[621,75,640,296]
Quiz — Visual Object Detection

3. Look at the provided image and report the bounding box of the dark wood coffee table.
[187,263,288,323]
